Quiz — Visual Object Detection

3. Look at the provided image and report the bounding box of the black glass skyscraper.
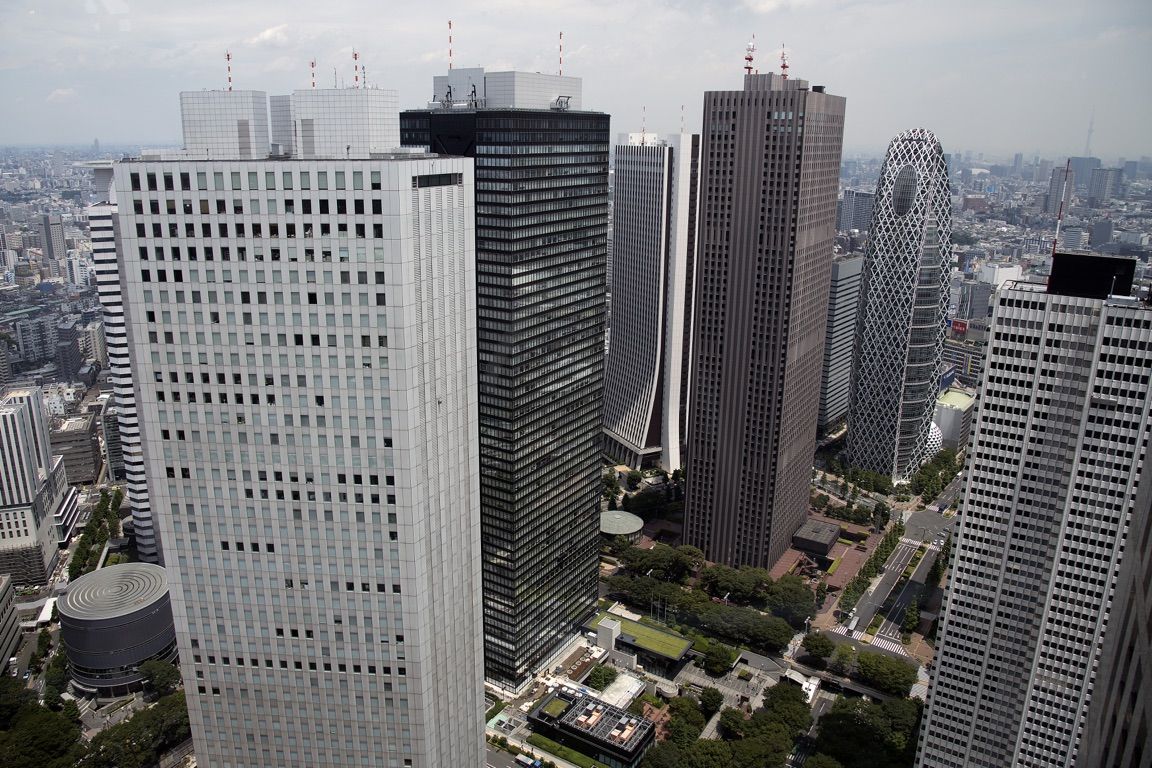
[402,82,609,688]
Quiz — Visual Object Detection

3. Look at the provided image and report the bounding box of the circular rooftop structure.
[601,510,644,544]
[60,562,168,620]
[58,563,176,697]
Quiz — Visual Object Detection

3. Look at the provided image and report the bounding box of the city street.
[847,539,920,633]
[875,546,938,641]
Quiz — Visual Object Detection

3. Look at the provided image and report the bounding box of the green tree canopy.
[583,664,618,691]
[802,632,835,660]
[854,652,918,697]
[139,660,181,698]
[699,687,724,717]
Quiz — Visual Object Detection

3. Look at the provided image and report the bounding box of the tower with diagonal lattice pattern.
[846,128,951,480]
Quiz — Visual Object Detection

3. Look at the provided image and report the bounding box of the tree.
[584,664,618,691]
[902,604,920,634]
[872,501,891,530]
[701,643,737,676]
[60,701,81,725]
[717,707,748,739]
[640,744,685,768]
[0,705,85,768]
[829,644,855,676]
[664,715,703,749]
[607,495,617,510]
[139,660,181,698]
[699,687,724,717]
[626,470,642,490]
[683,739,733,768]
[766,574,815,627]
[812,697,922,768]
[801,632,835,661]
[812,493,829,510]
[804,755,845,768]
[854,651,918,697]
[78,692,191,768]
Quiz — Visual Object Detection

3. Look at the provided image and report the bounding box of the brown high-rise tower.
[684,73,845,568]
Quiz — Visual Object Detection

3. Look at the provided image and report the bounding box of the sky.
[0,0,1149,160]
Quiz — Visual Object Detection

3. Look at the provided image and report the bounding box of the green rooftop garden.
[542,697,570,719]
[585,611,691,660]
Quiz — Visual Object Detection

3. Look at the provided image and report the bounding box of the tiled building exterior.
[683,73,845,568]
[115,89,484,767]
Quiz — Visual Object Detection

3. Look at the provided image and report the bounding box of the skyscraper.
[683,72,845,569]
[40,214,66,263]
[917,253,1151,768]
[846,128,951,479]
[837,189,875,233]
[1087,166,1122,207]
[817,253,863,435]
[602,133,699,471]
[1078,467,1152,768]
[115,88,484,767]
[0,388,69,584]
[401,69,609,690]
[1043,165,1074,215]
[90,197,159,562]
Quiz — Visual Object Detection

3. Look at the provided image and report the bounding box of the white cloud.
[246,23,291,47]
[46,87,77,102]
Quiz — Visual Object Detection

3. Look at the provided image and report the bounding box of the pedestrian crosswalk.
[829,624,911,657]
[869,635,910,656]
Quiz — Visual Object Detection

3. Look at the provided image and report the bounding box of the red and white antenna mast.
[448,20,453,70]
[226,51,232,91]
[559,31,563,76]
[310,59,316,89]
[744,37,756,75]
[353,50,360,88]
[780,44,789,80]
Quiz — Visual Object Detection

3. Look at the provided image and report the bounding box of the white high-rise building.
[602,133,699,471]
[90,199,159,561]
[846,128,951,479]
[917,253,1152,768]
[0,389,68,585]
[114,88,484,767]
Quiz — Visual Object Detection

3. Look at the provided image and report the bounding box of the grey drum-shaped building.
[58,562,176,696]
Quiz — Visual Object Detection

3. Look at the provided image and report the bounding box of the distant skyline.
[0,0,1149,159]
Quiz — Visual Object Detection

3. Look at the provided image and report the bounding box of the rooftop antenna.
[744,37,756,75]
[559,31,563,76]
[680,104,685,134]
[333,67,338,88]
[448,20,453,70]
[780,44,789,80]
[353,50,360,88]
[1084,110,1094,157]
[1052,158,1072,256]
[641,105,646,144]
[226,51,232,91]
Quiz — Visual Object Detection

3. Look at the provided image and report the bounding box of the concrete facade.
[602,134,699,471]
[114,89,485,767]
[683,73,845,568]
[918,259,1152,768]
[818,254,862,434]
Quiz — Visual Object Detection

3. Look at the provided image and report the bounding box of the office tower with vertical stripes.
[114,87,484,767]
[846,128,951,480]
[917,253,1152,768]
[683,72,845,569]
[602,133,699,471]
[402,69,609,689]
[818,253,863,435]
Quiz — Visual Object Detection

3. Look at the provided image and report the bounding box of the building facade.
[1043,166,1074,215]
[602,133,699,471]
[90,198,159,562]
[683,72,845,568]
[917,254,1152,768]
[401,70,608,689]
[114,88,485,767]
[818,254,862,435]
[838,189,875,233]
[846,128,951,480]
[0,389,67,584]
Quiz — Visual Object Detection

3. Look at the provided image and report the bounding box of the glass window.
[301,171,311,190]
[265,171,276,189]
[230,172,241,190]
[370,171,381,190]
[197,172,208,190]
[353,171,363,190]
[282,171,293,189]
[248,171,259,189]
[317,171,328,190]
[214,172,225,190]
[335,171,346,190]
